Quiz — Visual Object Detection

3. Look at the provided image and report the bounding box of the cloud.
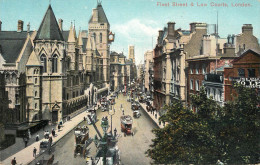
[111,18,160,64]
[113,18,159,42]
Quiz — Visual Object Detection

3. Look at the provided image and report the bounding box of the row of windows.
[92,33,103,43]
[190,79,200,91]
[190,65,207,75]
[40,54,58,73]
[238,68,256,77]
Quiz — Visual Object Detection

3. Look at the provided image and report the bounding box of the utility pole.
[215,11,219,74]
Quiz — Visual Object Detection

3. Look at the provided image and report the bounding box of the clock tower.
[88,2,114,85]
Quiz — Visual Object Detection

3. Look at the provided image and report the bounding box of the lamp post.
[108,104,115,136]
[101,117,109,165]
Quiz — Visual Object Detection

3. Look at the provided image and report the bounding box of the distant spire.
[49,0,51,5]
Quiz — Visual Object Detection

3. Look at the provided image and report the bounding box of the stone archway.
[52,103,60,123]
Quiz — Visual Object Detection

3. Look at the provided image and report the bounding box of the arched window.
[93,33,96,42]
[99,33,102,43]
[40,54,47,73]
[67,58,71,71]
[52,55,58,73]
[35,91,37,97]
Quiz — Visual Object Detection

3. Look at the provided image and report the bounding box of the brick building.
[224,49,260,101]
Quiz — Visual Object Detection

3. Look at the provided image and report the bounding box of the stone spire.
[78,30,83,46]
[68,23,76,43]
[35,5,64,41]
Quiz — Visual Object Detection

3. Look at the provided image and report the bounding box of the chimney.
[17,20,23,32]
[190,22,196,33]
[0,20,2,31]
[58,19,63,31]
[92,9,98,22]
[242,24,253,35]
[27,22,30,33]
[167,22,175,37]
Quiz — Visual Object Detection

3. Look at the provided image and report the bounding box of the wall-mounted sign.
[232,77,260,88]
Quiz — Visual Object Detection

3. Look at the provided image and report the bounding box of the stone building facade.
[144,50,153,93]
[0,2,113,124]
[110,51,127,91]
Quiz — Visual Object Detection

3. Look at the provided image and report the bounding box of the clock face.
[109,34,114,40]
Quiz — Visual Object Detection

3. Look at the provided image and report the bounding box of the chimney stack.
[167,22,175,37]
[157,30,163,44]
[93,9,98,22]
[17,20,23,32]
[242,24,253,35]
[0,20,2,31]
[27,22,30,33]
[58,19,63,31]
[190,22,196,33]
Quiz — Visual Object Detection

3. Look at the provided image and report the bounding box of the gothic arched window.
[52,55,58,73]
[93,33,96,42]
[67,57,71,71]
[99,33,102,43]
[40,54,47,73]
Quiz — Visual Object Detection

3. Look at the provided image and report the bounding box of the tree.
[219,85,260,164]
[146,89,221,164]
[147,86,259,164]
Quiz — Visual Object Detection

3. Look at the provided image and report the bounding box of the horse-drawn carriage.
[120,115,134,136]
[86,109,97,125]
[74,126,92,158]
[133,110,141,118]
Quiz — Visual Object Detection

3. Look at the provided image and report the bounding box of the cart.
[120,115,134,136]
[74,126,92,158]
[39,139,50,154]
[133,110,141,118]
[131,102,139,110]
[86,110,97,125]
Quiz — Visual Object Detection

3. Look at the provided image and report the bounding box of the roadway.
[30,93,158,165]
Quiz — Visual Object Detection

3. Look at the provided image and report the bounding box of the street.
[30,93,158,165]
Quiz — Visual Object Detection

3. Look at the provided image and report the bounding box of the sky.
[1,0,259,64]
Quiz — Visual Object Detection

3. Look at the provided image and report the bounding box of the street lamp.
[108,105,115,136]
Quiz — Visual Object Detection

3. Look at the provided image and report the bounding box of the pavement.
[139,102,164,129]
[0,93,164,165]
[1,106,91,165]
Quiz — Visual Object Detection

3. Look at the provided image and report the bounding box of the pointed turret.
[78,30,83,46]
[68,23,76,43]
[35,5,64,41]
[88,3,109,25]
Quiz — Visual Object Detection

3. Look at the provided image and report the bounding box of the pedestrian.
[28,129,31,139]
[11,157,16,165]
[24,138,28,147]
[58,125,61,132]
[49,136,53,146]
[46,130,50,139]
[33,147,37,157]
[36,134,39,142]
[122,109,124,115]
[155,113,157,119]
[52,128,55,137]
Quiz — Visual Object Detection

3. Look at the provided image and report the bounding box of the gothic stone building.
[0,3,113,124]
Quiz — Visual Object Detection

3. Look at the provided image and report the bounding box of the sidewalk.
[138,102,164,129]
[1,106,90,165]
